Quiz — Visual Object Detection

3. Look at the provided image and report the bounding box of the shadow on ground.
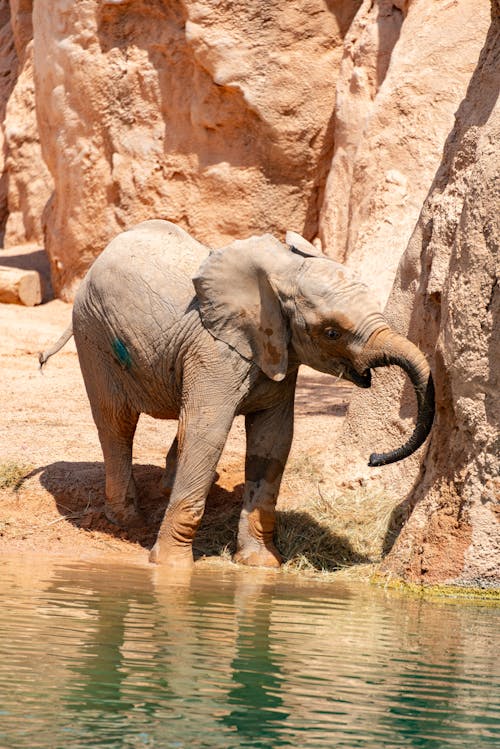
[28,461,370,571]
[295,373,352,417]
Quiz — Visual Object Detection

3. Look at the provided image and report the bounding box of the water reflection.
[220,574,290,746]
[0,556,498,748]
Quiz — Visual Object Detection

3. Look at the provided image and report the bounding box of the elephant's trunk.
[362,328,435,467]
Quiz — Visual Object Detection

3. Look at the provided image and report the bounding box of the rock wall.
[32,0,358,299]
[0,0,52,247]
[0,1,18,242]
[318,0,490,307]
[335,2,500,587]
[0,1,489,303]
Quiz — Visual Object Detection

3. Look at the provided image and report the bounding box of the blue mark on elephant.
[112,338,132,370]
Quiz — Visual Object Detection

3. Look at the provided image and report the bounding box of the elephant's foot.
[233,545,282,568]
[150,502,202,565]
[149,540,194,568]
[235,506,282,568]
[104,474,144,528]
[104,502,145,529]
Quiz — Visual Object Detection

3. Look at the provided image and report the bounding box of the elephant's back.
[79,220,209,318]
[119,220,209,279]
[73,221,210,415]
[74,219,208,366]
[92,219,209,290]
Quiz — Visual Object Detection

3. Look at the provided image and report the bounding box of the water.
[0,557,499,749]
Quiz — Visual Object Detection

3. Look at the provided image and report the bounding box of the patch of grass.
[284,453,322,487]
[0,462,31,492]
[192,472,402,575]
[372,572,500,603]
[191,450,407,575]
[282,451,401,571]
[277,483,401,573]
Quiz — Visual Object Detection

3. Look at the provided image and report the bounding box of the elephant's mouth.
[344,365,372,388]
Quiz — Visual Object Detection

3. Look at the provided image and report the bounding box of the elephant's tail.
[39,323,74,370]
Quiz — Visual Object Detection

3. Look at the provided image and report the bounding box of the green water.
[0,558,498,749]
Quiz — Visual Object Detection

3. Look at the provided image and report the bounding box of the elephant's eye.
[325,327,341,340]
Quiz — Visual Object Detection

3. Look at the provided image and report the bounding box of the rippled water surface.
[0,557,499,749]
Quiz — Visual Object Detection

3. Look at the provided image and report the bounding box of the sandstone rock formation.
[335,1,500,588]
[32,0,358,300]
[0,1,489,305]
[0,0,52,247]
[318,0,490,307]
[0,2,16,239]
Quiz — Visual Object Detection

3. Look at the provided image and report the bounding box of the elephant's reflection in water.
[1,558,498,748]
[153,567,291,746]
[49,563,293,747]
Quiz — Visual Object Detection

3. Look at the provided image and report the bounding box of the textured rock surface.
[3,39,52,246]
[318,0,490,307]
[33,0,358,300]
[0,1,18,240]
[0,0,489,304]
[335,3,500,587]
[0,0,52,247]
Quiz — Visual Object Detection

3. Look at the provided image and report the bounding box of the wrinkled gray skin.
[41,220,434,568]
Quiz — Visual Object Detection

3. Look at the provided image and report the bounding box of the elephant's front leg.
[234,391,295,568]
[150,390,238,568]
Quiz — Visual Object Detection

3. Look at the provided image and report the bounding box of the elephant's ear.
[193,236,290,381]
[285,230,324,258]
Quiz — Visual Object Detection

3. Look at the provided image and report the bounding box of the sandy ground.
[0,255,354,566]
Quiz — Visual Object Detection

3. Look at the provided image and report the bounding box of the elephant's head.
[193,232,434,467]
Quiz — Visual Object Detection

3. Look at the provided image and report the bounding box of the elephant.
[40,219,434,568]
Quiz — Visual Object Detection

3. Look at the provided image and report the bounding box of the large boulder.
[0,0,52,247]
[1,1,490,308]
[32,0,358,299]
[335,1,500,588]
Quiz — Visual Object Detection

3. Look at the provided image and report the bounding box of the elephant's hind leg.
[77,345,143,528]
[97,408,143,528]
